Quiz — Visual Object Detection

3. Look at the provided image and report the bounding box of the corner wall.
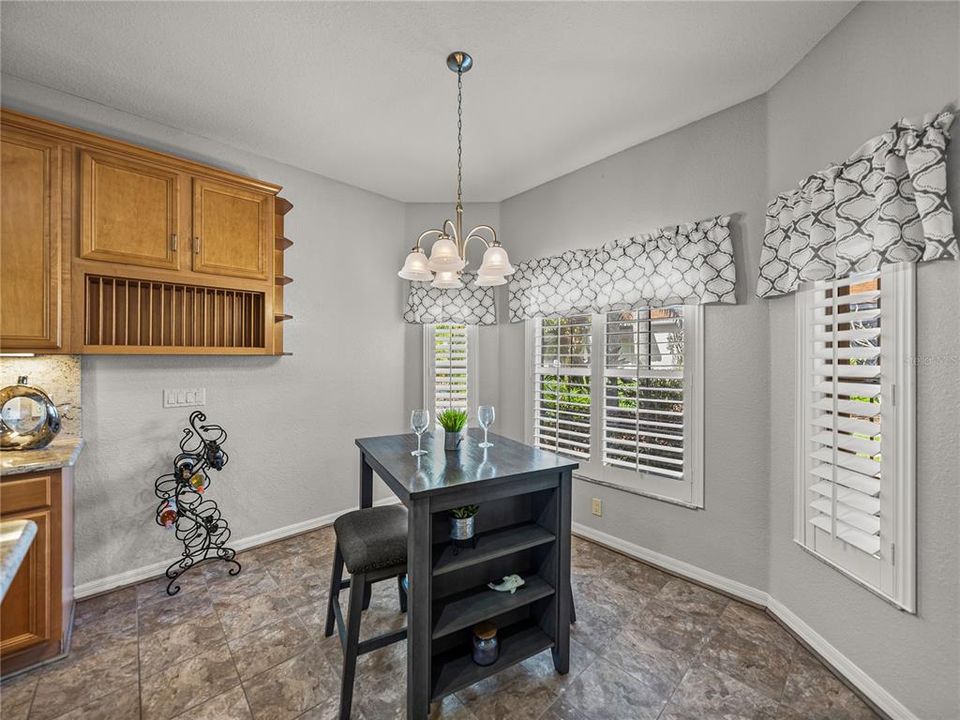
[496,3,959,717]
[765,4,960,718]
[498,96,772,592]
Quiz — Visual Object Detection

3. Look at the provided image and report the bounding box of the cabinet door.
[192,178,270,280]
[0,128,62,350]
[0,509,51,656]
[80,149,180,270]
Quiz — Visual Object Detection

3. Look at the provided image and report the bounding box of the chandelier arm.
[464,225,498,249]
[414,229,443,250]
[442,219,461,244]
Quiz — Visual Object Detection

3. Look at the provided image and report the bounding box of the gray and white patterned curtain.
[757,111,957,298]
[403,272,496,325]
[508,215,736,322]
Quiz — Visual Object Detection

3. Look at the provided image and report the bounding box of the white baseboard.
[571,521,918,720]
[73,496,400,600]
[765,597,919,720]
[571,522,769,606]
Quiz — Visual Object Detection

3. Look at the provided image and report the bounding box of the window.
[425,323,477,422]
[795,266,915,611]
[532,314,593,459]
[527,306,703,507]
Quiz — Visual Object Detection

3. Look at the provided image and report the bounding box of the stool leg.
[397,574,407,613]
[325,544,344,638]
[362,582,372,611]
[339,572,366,720]
[570,584,577,624]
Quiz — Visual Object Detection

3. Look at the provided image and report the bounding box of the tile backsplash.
[0,355,82,436]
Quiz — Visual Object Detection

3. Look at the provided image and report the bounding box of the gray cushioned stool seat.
[333,505,407,574]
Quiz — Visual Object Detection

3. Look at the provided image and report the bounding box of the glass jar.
[472,622,499,666]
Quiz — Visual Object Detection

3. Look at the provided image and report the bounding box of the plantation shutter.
[603,308,685,479]
[533,315,592,459]
[805,272,883,557]
[433,323,469,416]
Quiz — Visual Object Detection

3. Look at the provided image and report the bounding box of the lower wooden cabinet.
[0,468,74,676]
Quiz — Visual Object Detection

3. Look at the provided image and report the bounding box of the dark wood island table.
[355,428,578,719]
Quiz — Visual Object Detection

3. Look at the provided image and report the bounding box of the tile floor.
[0,528,881,720]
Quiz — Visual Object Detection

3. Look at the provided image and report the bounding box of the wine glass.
[477,406,495,448]
[410,409,430,456]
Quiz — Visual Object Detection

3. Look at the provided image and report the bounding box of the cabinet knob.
[194,237,201,254]
[170,234,178,251]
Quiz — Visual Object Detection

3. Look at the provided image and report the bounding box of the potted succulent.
[438,408,468,451]
[449,504,479,543]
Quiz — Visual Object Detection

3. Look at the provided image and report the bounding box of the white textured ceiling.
[1,1,853,202]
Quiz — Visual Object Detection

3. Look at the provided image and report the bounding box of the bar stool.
[324,505,408,720]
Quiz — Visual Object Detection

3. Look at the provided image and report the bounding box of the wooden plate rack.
[85,275,267,350]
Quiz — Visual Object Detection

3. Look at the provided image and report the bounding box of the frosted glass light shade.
[431,271,463,289]
[427,237,465,271]
[475,274,507,287]
[477,245,516,276]
[398,250,433,281]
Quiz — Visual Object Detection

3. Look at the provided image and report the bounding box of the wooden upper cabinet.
[192,178,271,280]
[80,149,180,270]
[1,109,288,355]
[0,128,62,350]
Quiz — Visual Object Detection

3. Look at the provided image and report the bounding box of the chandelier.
[398,51,514,289]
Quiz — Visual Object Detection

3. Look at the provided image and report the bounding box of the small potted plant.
[449,504,479,545]
[438,408,468,451]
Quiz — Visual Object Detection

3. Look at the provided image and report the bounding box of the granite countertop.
[1,436,85,477]
[0,519,37,601]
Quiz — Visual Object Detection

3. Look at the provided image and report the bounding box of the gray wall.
[1,74,409,586]
[498,96,772,591]
[496,4,960,716]
[765,3,960,718]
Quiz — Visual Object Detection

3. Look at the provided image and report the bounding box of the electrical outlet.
[163,388,206,408]
[591,498,602,517]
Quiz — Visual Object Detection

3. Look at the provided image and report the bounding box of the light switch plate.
[591,498,602,517]
[163,388,206,408]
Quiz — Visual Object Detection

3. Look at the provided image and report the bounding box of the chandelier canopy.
[398,51,514,289]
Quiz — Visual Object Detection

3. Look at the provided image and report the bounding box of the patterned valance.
[757,111,957,298]
[508,215,735,322]
[403,272,496,325]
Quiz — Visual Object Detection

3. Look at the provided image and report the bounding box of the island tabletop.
[355,428,577,719]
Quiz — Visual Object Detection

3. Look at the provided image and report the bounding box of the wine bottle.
[160,499,178,529]
[189,473,205,494]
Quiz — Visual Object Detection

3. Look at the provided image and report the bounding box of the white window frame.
[424,323,478,424]
[525,306,704,508]
[794,264,916,612]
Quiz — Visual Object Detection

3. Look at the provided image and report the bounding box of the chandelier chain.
[456,68,463,206]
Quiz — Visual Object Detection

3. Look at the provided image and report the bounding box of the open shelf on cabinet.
[430,620,553,700]
[433,523,555,577]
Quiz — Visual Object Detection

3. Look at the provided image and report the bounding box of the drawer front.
[0,473,52,514]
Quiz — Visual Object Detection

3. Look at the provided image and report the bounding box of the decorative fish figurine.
[487,574,525,594]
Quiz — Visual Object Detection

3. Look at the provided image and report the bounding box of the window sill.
[792,540,914,614]
[573,472,703,510]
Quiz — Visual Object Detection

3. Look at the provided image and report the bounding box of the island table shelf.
[356,429,577,720]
